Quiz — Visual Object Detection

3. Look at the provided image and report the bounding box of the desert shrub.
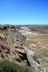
[0,60,30,72]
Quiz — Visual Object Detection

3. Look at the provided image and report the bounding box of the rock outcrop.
[0,25,47,72]
[0,25,29,66]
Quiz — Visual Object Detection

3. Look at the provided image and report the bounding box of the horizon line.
[0,24,48,26]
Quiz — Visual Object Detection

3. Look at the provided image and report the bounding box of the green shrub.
[0,60,30,72]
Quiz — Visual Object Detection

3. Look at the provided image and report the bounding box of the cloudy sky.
[0,0,48,25]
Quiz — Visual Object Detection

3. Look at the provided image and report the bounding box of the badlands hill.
[0,25,48,72]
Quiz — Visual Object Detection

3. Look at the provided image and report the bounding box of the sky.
[0,0,48,25]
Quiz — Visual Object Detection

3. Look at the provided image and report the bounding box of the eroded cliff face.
[0,25,27,66]
[0,25,48,72]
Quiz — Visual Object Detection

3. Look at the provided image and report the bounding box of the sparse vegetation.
[0,60,30,72]
[0,25,48,72]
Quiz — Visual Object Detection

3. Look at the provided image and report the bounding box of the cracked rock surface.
[0,25,48,72]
